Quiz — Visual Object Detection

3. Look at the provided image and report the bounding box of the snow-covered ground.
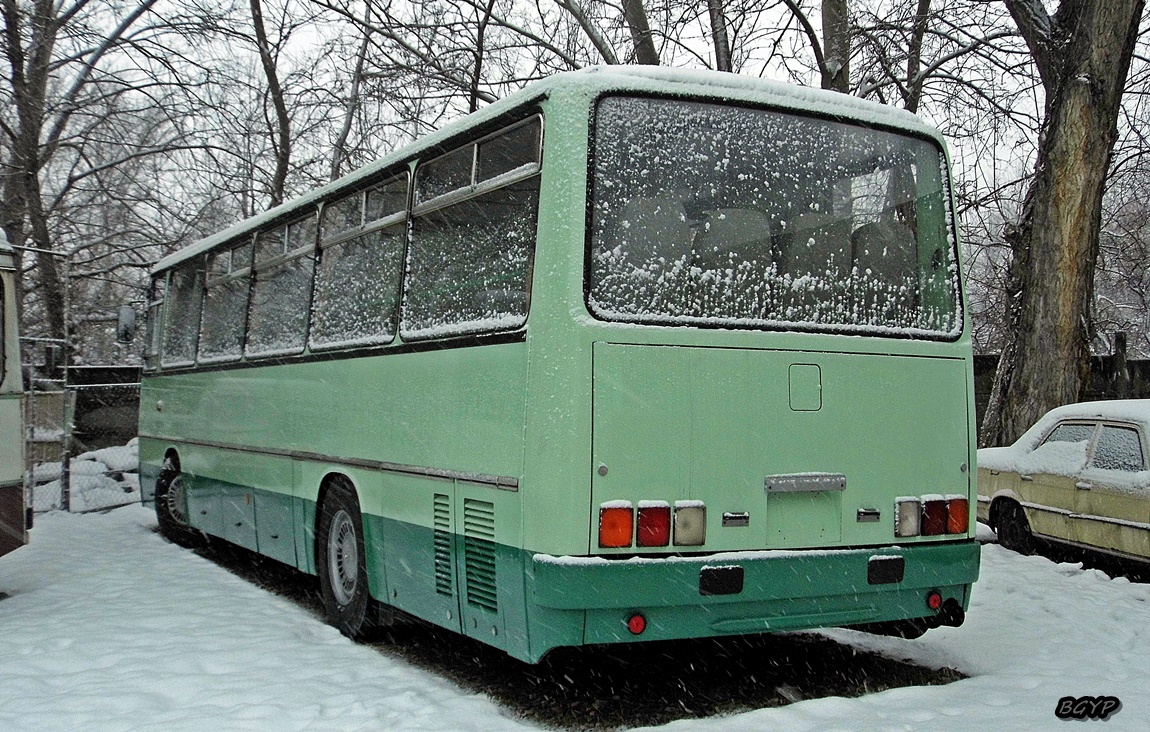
[0,508,1146,731]
[30,440,140,513]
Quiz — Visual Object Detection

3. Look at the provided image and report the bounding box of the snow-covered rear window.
[1092,425,1145,472]
[587,96,961,336]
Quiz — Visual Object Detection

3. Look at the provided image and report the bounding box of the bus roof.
[152,66,939,276]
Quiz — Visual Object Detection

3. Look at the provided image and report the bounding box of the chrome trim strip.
[1019,501,1072,517]
[1067,512,1150,532]
[1038,534,1150,563]
[766,473,846,493]
[138,434,519,491]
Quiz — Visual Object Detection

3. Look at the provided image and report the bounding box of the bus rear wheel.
[154,460,204,548]
[317,481,374,639]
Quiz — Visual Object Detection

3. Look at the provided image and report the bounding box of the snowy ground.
[0,508,1147,731]
[29,440,140,513]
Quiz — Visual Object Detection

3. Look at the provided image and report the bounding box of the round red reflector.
[926,590,943,611]
[627,613,646,635]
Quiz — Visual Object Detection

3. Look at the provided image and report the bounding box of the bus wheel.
[154,461,204,548]
[317,481,373,639]
[995,501,1034,555]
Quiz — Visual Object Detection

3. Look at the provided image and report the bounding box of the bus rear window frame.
[581,91,965,343]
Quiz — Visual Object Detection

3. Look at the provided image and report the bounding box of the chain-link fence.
[24,362,141,514]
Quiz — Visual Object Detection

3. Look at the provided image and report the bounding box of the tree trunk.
[622,0,660,65]
[707,0,732,72]
[821,0,850,92]
[250,0,291,208]
[981,0,1145,447]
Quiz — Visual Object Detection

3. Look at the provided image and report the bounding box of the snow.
[2,507,1149,730]
[29,440,140,513]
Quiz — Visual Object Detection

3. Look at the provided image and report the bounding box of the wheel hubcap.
[166,476,188,525]
[328,509,358,605]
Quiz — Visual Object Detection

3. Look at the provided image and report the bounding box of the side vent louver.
[433,493,453,597]
[463,498,497,613]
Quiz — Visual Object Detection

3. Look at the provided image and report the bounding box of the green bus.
[1,233,28,559]
[139,67,979,663]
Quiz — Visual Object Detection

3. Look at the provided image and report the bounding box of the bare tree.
[981,0,1146,447]
[250,0,293,207]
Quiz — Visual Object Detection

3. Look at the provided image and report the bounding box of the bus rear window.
[588,96,961,337]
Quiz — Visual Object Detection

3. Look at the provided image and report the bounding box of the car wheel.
[154,458,205,548]
[317,479,375,639]
[996,500,1034,555]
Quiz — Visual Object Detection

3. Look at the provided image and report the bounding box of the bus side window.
[312,175,407,349]
[246,216,316,358]
[161,261,204,367]
[144,275,166,369]
[402,118,541,340]
[404,179,539,338]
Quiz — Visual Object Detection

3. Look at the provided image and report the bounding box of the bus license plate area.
[700,565,744,596]
[867,555,905,585]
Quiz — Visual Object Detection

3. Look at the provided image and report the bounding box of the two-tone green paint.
[139,455,978,663]
[139,69,978,663]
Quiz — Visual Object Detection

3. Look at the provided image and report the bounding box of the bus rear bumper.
[528,540,979,648]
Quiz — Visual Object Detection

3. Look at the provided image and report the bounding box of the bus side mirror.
[116,304,137,344]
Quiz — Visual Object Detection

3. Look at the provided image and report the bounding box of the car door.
[1014,421,1096,543]
[1072,422,1150,559]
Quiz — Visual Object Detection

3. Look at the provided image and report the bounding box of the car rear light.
[598,502,634,548]
[946,496,969,534]
[673,501,706,546]
[895,497,921,537]
[921,495,947,536]
[637,502,671,547]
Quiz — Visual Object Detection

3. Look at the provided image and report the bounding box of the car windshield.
[588,96,961,337]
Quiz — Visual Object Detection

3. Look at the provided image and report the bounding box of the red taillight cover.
[637,504,671,547]
[921,497,947,536]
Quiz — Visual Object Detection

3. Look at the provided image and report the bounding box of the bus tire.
[154,460,204,549]
[995,500,1034,555]
[317,480,373,639]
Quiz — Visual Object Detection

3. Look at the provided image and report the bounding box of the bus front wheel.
[317,480,373,639]
[154,459,204,548]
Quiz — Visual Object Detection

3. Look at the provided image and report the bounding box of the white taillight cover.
[673,501,706,546]
[895,497,921,538]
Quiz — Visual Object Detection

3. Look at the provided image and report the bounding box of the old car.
[978,400,1150,560]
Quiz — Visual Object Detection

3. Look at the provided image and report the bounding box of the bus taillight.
[921,496,948,536]
[946,496,969,534]
[637,502,671,547]
[673,502,706,546]
[598,503,634,548]
[895,497,921,537]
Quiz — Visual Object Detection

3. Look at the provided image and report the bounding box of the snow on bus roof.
[152,66,940,275]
